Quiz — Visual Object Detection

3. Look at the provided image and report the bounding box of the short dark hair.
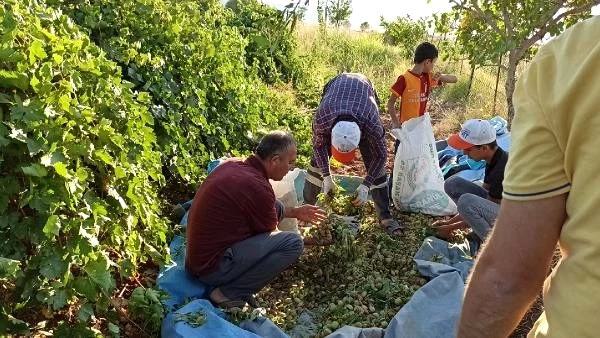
[413,42,439,64]
[255,131,296,160]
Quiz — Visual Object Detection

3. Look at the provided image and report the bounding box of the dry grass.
[296,25,510,142]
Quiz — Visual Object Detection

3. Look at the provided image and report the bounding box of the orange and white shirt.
[390,70,440,123]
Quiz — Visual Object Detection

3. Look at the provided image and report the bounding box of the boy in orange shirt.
[387,42,457,206]
[387,42,457,128]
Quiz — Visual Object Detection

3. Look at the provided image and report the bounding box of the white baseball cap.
[447,119,496,150]
[331,121,360,164]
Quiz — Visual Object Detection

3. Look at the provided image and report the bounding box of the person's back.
[185,157,277,276]
[504,16,600,337]
[317,72,380,126]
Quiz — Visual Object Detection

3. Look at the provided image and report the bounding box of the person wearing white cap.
[303,73,404,237]
[432,119,508,246]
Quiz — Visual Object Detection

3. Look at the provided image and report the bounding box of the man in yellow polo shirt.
[458,16,600,337]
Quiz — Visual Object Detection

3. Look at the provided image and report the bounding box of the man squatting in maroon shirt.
[185,132,327,309]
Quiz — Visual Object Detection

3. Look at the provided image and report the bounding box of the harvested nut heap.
[254,191,440,337]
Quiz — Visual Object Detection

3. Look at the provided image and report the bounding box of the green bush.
[0,0,168,326]
[226,0,303,85]
[381,17,427,59]
[441,78,471,103]
[53,0,299,184]
[128,287,168,336]
[295,28,406,108]
[264,85,312,167]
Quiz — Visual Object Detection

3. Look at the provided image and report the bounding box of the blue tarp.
[160,217,475,338]
[383,272,465,338]
[413,237,479,283]
[323,237,475,338]
[159,205,289,338]
[162,299,262,338]
[159,191,477,338]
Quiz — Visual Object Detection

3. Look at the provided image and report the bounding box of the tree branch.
[501,6,513,38]
[513,1,562,59]
[517,0,599,59]
[450,0,505,35]
[552,0,600,25]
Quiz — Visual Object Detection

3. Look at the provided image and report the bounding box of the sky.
[260,0,600,31]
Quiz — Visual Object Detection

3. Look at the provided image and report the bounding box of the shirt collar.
[245,155,269,179]
[407,69,428,78]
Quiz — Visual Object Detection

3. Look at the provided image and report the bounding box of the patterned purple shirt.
[312,73,387,187]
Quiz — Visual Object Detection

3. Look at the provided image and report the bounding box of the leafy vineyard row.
[1,0,311,334]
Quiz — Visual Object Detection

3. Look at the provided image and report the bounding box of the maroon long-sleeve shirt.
[185,156,278,276]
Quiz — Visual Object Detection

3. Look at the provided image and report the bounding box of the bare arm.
[458,195,566,337]
[435,220,469,241]
[433,213,464,226]
[284,204,327,224]
[433,72,458,84]
[447,213,463,223]
[440,74,457,83]
[387,94,400,128]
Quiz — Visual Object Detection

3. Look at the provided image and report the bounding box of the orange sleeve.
[391,75,406,96]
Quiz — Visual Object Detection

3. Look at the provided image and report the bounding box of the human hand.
[353,184,370,206]
[323,175,336,196]
[391,115,401,129]
[435,224,455,241]
[433,71,442,82]
[293,204,328,224]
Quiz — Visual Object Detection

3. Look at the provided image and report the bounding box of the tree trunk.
[505,52,519,125]
[317,0,324,31]
[467,63,476,99]
[493,55,503,114]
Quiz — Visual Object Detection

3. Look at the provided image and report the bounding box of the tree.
[429,12,461,61]
[327,0,352,27]
[295,6,308,21]
[360,21,370,31]
[227,0,307,83]
[317,0,325,27]
[451,0,599,122]
[380,16,427,59]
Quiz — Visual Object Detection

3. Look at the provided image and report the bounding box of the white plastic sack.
[271,168,301,233]
[391,114,457,216]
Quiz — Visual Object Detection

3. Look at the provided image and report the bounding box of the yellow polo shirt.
[502,16,600,337]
